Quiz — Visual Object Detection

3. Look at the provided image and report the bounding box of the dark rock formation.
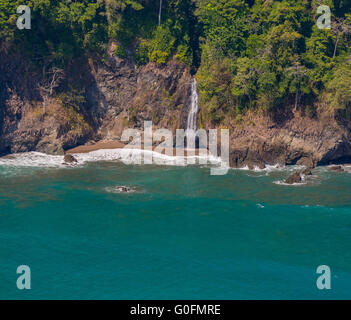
[225,111,351,169]
[64,154,78,164]
[301,168,313,176]
[285,166,314,184]
[247,160,265,170]
[297,157,315,169]
[285,171,302,184]
[0,43,191,156]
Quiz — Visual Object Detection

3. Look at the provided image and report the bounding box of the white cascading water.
[187,78,199,131]
[186,78,199,147]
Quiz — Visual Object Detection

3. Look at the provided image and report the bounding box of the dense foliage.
[0,0,350,121]
[196,0,351,123]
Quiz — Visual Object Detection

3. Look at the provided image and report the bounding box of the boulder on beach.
[285,171,302,184]
[64,154,78,164]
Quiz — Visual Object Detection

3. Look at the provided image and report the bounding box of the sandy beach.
[66,141,126,154]
[66,140,211,157]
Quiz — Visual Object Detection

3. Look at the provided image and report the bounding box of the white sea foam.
[0,152,65,168]
[314,165,351,174]
[104,185,143,194]
[234,163,303,174]
[273,169,313,186]
[301,204,325,208]
[75,148,222,166]
[0,149,223,169]
[236,165,249,171]
[273,180,307,186]
[265,164,297,172]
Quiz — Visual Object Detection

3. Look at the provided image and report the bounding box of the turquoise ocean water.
[0,157,351,299]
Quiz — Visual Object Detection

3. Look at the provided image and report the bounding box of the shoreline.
[1,140,351,174]
[66,140,351,170]
[66,140,210,157]
[1,148,351,179]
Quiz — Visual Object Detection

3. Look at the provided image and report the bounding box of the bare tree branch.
[37,67,65,112]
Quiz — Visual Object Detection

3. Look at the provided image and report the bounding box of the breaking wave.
[0,152,64,168]
[235,164,304,174]
[0,149,223,169]
[273,180,307,186]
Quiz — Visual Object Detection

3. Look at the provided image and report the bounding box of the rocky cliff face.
[224,109,351,168]
[0,45,94,155]
[86,43,192,140]
[1,44,351,167]
[0,43,192,155]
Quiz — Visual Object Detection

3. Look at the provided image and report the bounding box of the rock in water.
[329,165,344,172]
[301,168,312,176]
[285,171,302,184]
[105,186,139,194]
[247,160,266,170]
[64,154,78,164]
[116,186,132,193]
[297,157,315,169]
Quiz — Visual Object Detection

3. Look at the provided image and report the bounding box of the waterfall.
[186,78,199,139]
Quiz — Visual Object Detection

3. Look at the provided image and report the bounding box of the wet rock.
[115,186,133,193]
[247,160,265,170]
[301,168,312,176]
[329,165,344,173]
[297,157,315,169]
[285,171,302,184]
[64,154,78,164]
[229,148,248,168]
[257,162,266,170]
[105,186,139,194]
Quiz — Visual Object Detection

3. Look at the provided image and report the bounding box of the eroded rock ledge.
[226,110,351,169]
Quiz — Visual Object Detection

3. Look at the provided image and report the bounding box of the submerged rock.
[116,186,133,193]
[105,186,140,194]
[63,154,78,164]
[285,171,302,184]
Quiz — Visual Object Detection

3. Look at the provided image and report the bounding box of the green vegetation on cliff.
[0,0,350,122]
